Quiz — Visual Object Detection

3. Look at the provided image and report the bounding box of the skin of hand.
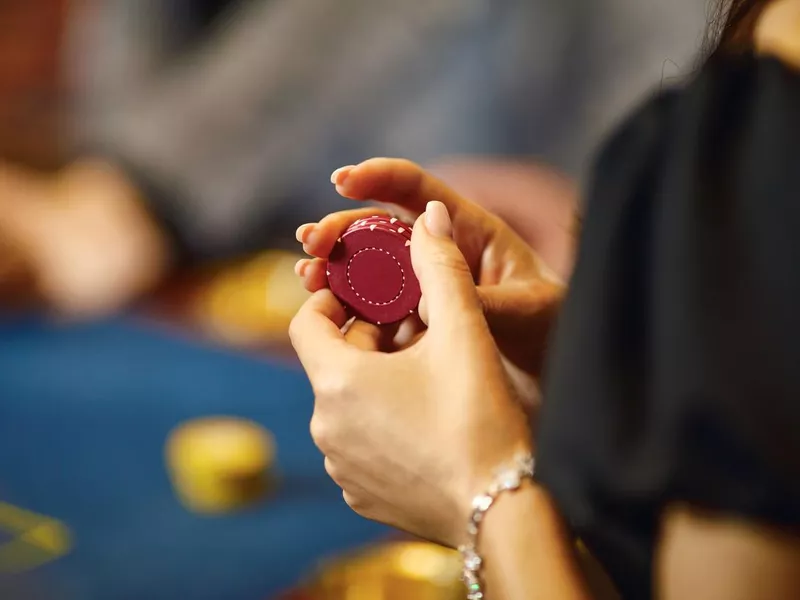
[290,200,533,548]
[295,158,566,413]
[0,160,171,318]
[428,157,579,282]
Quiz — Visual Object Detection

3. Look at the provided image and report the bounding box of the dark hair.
[707,0,771,56]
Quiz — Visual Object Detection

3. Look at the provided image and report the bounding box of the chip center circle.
[346,247,405,305]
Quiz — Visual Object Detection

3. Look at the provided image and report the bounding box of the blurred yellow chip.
[165,417,276,514]
[303,541,463,600]
[195,250,309,346]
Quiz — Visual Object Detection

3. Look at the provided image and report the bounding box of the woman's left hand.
[296,158,568,417]
[290,202,532,548]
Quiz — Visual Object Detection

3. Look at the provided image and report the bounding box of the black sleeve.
[653,55,800,520]
[536,54,800,599]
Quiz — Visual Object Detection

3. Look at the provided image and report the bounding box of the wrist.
[480,479,554,554]
[455,451,536,598]
[479,481,589,600]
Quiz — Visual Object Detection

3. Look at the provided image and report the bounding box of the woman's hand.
[295,158,566,411]
[290,202,532,548]
[429,157,578,280]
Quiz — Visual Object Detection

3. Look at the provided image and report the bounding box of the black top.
[537,54,800,600]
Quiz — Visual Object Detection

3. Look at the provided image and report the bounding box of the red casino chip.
[327,217,421,325]
[347,217,412,239]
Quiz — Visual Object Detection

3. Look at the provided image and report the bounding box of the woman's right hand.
[295,158,567,409]
[289,201,535,548]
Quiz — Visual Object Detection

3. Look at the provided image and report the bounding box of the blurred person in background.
[0,0,706,319]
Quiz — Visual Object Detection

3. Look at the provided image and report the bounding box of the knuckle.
[323,456,339,481]
[474,287,490,314]
[395,157,422,172]
[312,358,360,400]
[391,158,425,197]
[309,414,333,452]
[485,210,510,233]
[287,313,304,347]
[313,372,350,400]
[429,248,472,277]
[342,491,369,516]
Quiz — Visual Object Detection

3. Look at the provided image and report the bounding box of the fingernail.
[296,223,314,243]
[330,165,355,186]
[294,259,308,277]
[424,201,452,238]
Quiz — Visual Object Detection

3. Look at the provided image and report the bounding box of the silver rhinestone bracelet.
[458,452,535,600]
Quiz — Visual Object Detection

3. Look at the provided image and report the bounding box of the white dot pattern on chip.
[346,246,405,306]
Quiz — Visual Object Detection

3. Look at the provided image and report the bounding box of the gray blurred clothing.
[66,0,708,260]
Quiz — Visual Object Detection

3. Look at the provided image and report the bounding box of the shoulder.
[755,0,800,69]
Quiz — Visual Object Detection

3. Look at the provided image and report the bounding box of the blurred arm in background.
[0,0,707,318]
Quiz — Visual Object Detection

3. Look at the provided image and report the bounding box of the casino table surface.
[0,316,389,600]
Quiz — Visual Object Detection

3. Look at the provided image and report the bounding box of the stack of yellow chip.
[165,417,276,514]
[194,250,309,347]
[303,541,463,600]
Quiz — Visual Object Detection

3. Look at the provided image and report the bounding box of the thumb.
[411,201,484,333]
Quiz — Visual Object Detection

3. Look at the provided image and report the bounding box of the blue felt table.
[0,317,388,600]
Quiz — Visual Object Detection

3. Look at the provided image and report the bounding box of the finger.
[298,207,392,259]
[289,289,352,376]
[417,294,428,327]
[323,457,341,485]
[322,457,371,508]
[295,258,329,293]
[344,318,404,352]
[333,158,476,223]
[410,202,485,335]
[294,258,311,277]
[477,280,564,330]
[343,319,382,351]
[393,314,426,349]
[292,259,406,350]
[476,280,564,376]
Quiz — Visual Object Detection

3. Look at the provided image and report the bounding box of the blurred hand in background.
[0,162,169,318]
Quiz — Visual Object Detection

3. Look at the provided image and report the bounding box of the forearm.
[479,481,594,600]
